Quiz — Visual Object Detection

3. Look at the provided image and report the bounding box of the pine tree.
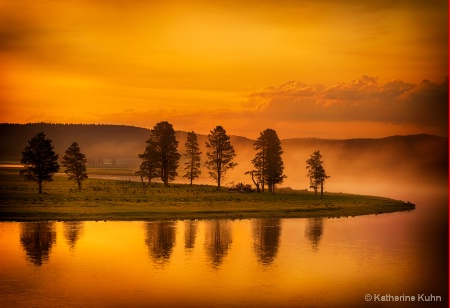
[136,143,160,184]
[19,132,60,193]
[306,150,330,197]
[183,131,202,185]
[252,129,285,193]
[62,142,88,190]
[204,126,237,189]
[138,121,180,187]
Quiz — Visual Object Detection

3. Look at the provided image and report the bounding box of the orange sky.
[0,0,448,139]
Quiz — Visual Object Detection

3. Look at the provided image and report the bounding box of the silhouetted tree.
[204,126,237,189]
[136,146,159,184]
[62,142,88,190]
[138,121,181,187]
[306,150,330,197]
[252,129,285,193]
[245,170,262,193]
[183,131,202,185]
[19,132,60,193]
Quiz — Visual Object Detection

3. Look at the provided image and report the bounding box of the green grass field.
[0,167,415,221]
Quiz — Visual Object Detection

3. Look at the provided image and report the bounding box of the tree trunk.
[320,181,324,198]
[250,172,260,193]
[190,162,193,185]
[77,179,81,191]
[38,180,42,194]
[217,162,221,188]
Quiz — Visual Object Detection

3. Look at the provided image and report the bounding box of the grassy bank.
[0,167,415,221]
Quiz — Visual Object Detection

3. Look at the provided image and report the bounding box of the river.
[0,182,447,307]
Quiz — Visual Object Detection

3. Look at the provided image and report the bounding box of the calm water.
[0,186,447,307]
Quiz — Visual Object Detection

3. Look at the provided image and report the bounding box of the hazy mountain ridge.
[0,123,447,189]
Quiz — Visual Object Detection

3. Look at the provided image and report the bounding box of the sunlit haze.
[0,0,447,139]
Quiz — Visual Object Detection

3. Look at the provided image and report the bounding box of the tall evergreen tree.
[306,150,330,198]
[183,131,202,185]
[19,132,60,194]
[138,121,180,187]
[62,142,88,190]
[252,129,285,193]
[204,126,237,189]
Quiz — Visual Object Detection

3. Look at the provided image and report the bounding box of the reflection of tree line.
[144,222,177,265]
[305,218,324,252]
[143,218,325,267]
[20,218,325,267]
[253,219,281,266]
[204,220,233,268]
[20,222,84,266]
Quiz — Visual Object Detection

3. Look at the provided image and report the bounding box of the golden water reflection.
[204,220,233,268]
[252,218,281,266]
[20,222,56,267]
[63,221,84,250]
[305,217,324,252]
[144,221,176,265]
[184,220,198,250]
[1,190,447,308]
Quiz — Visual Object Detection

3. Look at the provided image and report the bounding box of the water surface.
[0,187,447,307]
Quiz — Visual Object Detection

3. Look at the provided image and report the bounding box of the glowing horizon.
[0,0,447,139]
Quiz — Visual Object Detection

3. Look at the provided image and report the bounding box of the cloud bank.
[245,76,448,130]
[92,76,448,139]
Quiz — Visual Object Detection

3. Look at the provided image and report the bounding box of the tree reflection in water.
[252,218,281,266]
[204,220,232,269]
[63,221,84,250]
[144,222,176,266]
[20,222,56,267]
[305,218,324,252]
[184,220,198,250]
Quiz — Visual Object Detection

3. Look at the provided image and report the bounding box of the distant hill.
[0,123,150,164]
[0,123,447,190]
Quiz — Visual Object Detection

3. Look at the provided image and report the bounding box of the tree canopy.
[204,126,237,188]
[19,132,60,193]
[62,142,88,190]
[252,128,285,193]
[138,121,180,187]
[306,150,330,197]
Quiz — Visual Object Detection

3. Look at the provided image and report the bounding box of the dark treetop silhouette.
[183,131,202,185]
[62,142,88,190]
[252,128,286,194]
[138,121,181,187]
[204,126,237,189]
[19,132,60,194]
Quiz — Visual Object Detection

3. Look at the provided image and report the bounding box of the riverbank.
[0,167,415,221]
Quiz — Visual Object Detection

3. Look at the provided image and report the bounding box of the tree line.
[19,122,330,195]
